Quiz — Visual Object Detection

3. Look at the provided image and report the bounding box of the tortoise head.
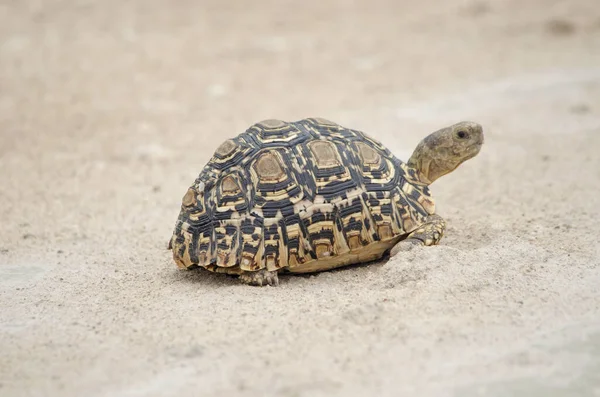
[407,121,484,185]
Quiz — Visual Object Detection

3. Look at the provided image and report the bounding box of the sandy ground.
[1,1,600,396]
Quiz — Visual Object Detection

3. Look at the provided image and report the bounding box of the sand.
[1,1,600,396]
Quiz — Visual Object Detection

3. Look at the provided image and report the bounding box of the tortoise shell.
[169,118,436,274]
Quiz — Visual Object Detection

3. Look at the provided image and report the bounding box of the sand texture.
[1,1,600,396]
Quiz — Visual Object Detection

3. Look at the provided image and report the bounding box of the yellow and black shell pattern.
[169,118,436,274]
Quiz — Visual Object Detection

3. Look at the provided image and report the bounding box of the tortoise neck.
[400,161,431,187]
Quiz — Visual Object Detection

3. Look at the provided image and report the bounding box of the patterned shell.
[170,118,436,274]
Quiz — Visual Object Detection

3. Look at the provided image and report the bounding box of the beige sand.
[1,1,600,396]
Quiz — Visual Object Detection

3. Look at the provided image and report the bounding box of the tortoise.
[169,118,484,286]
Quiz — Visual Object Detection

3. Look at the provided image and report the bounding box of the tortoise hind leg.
[239,269,279,286]
[390,214,446,256]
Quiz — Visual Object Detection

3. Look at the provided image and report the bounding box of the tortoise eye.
[456,130,469,139]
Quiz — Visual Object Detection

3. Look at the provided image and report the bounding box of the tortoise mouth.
[464,140,483,160]
[476,132,485,145]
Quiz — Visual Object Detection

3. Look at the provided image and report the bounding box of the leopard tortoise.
[169,118,484,286]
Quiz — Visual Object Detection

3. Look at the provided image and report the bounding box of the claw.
[239,269,279,287]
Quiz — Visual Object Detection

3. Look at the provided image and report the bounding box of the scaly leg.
[390,214,446,256]
[239,269,279,286]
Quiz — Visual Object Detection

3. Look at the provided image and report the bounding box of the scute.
[215,219,241,268]
[182,188,197,207]
[237,216,263,270]
[215,139,237,157]
[170,117,434,274]
[257,119,287,129]
[253,151,285,181]
[250,119,310,146]
[210,137,253,170]
[250,148,305,219]
[310,117,337,126]
[308,140,342,169]
[216,173,246,216]
[355,141,381,166]
[221,175,240,193]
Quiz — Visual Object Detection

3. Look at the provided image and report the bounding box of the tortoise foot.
[390,214,446,257]
[239,269,279,287]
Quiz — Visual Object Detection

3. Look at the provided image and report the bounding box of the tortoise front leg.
[390,214,446,256]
